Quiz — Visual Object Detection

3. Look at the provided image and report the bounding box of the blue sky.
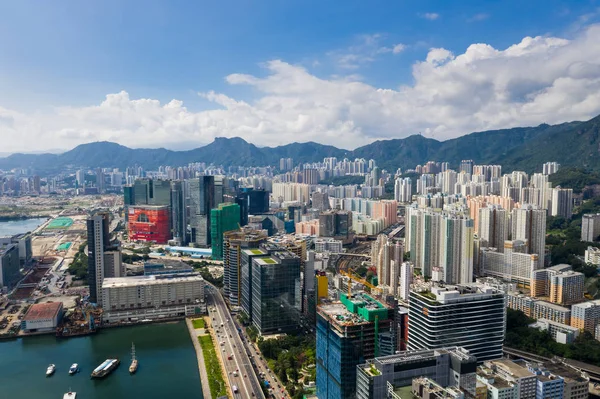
[1,0,600,152]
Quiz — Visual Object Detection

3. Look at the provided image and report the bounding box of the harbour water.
[0,217,48,236]
[0,321,203,398]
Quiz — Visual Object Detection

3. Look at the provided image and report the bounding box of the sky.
[1,0,600,154]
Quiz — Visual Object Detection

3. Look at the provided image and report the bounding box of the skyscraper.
[581,213,600,242]
[188,176,216,246]
[438,214,474,284]
[170,180,187,245]
[224,228,267,308]
[210,203,241,261]
[371,235,403,295]
[87,213,124,305]
[460,159,474,175]
[511,204,546,257]
[551,187,573,219]
[96,168,105,193]
[478,205,508,252]
[394,177,412,203]
[408,284,506,362]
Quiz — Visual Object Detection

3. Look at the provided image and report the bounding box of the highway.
[205,283,265,399]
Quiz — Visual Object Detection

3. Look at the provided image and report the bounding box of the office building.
[127,205,170,244]
[0,233,32,265]
[316,293,393,399]
[478,205,508,252]
[480,240,540,284]
[581,214,600,242]
[394,177,412,203]
[511,204,546,258]
[170,180,187,245]
[210,203,241,261]
[223,228,267,308]
[251,249,301,335]
[188,176,218,246]
[408,284,506,362]
[584,246,600,265]
[314,237,343,253]
[87,213,124,305]
[319,210,351,239]
[312,192,331,212]
[0,243,20,288]
[355,347,477,399]
[101,274,205,323]
[551,188,573,219]
[571,299,600,333]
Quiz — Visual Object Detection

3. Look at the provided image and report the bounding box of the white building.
[529,319,580,344]
[551,188,573,219]
[101,275,205,323]
[581,214,600,242]
[511,204,546,258]
[585,246,600,266]
[314,237,343,253]
[478,205,509,252]
[542,162,560,175]
[480,241,540,284]
[394,177,412,203]
[399,262,412,301]
[22,302,63,332]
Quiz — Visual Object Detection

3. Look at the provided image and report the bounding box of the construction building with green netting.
[210,203,241,261]
[56,242,72,251]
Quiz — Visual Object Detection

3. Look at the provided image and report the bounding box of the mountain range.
[1,114,599,174]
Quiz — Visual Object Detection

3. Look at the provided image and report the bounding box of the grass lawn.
[198,335,227,398]
[192,318,205,329]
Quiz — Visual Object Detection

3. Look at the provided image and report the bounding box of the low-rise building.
[527,361,588,399]
[528,319,580,344]
[101,275,205,323]
[412,377,465,399]
[570,299,600,333]
[314,237,343,253]
[584,246,600,266]
[22,302,63,332]
[355,347,477,399]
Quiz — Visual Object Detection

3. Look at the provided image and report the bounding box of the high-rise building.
[408,284,506,362]
[511,204,546,258]
[581,214,600,242]
[316,293,394,399]
[371,235,403,295]
[188,176,217,246]
[355,347,478,399]
[170,180,187,245]
[551,188,573,219]
[542,162,560,175]
[251,249,301,335]
[210,203,241,261]
[480,241,540,284]
[394,177,412,203]
[0,243,20,288]
[460,160,474,175]
[311,192,330,212]
[478,205,508,252]
[570,299,600,333]
[96,168,105,193]
[87,213,124,305]
[76,169,85,188]
[399,262,412,301]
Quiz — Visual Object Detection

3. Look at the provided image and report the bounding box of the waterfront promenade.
[186,317,213,399]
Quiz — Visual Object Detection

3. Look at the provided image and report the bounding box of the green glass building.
[211,203,241,260]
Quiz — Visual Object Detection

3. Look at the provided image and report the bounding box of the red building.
[128,205,170,244]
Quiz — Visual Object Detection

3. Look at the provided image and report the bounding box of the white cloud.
[3,25,600,153]
[392,44,406,54]
[421,13,440,21]
[468,13,489,22]
[327,33,396,69]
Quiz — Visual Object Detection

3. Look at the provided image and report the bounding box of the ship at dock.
[90,359,120,378]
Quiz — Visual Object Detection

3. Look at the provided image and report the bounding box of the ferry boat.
[46,364,56,376]
[129,343,138,374]
[90,359,120,378]
[69,363,79,375]
[63,390,76,399]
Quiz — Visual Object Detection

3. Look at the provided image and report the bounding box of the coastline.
[186,317,214,399]
[0,215,51,222]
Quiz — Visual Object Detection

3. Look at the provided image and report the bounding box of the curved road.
[205,283,265,399]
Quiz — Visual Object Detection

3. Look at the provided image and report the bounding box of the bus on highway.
[232,385,239,393]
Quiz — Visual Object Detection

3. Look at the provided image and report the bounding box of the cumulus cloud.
[3,25,600,153]
[421,13,440,20]
[392,44,406,54]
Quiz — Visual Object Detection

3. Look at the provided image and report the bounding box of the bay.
[0,217,48,236]
[0,321,203,398]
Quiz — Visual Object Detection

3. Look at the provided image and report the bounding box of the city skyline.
[1,2,600,153]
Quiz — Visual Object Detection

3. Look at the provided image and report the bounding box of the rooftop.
[572,299,600,309]
[254,257,278,265]
[102,274,204,289]
[24,302,63,321]
[488,359,535,379]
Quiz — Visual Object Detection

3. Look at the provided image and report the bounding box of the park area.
[198,335,227,398]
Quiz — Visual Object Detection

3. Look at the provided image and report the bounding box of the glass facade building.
[210,203,241,260]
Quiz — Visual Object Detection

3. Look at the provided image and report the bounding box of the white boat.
[69,363,79,375]
[63,390,77,399]
[46,364,56,376]
[129,342,138,374]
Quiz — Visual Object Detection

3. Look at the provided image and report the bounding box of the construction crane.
[340,270,384,298]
